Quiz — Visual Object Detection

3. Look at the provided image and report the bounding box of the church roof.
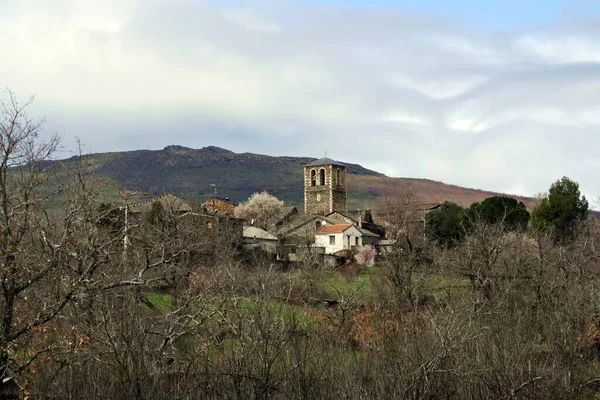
[304,157,346,167]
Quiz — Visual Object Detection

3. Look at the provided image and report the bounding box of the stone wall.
[303,164,347,215]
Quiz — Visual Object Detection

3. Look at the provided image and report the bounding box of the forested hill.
[52,145,531,209]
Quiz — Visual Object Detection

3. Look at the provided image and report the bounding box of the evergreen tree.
[425,201,465,248]
[463,196,530,232]
[531,176,588,242]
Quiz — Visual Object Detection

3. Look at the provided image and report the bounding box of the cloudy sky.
[2,0,600,199]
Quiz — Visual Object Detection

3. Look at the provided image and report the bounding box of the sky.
[2,0,600,200]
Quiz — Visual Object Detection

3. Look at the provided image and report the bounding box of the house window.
[310,170,316,186]
[329,235,335,245]
[319,168,325,185]
[316,221,321,230]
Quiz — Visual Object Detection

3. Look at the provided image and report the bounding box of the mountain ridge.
[53,145,532,209]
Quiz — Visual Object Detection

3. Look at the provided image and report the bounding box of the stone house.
[200,197,238,216]
[127,194,243,246]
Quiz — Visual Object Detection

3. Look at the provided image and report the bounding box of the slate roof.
[325,211,358,224]
[243,226,278,241]
[358,227,380,237]
[281,205,298,218]
[316,223,353,234]
[304,157,346,167]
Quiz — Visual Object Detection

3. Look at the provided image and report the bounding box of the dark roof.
[275,206,299,228]
[243,226,278,241]
[304,157,346,167]
[281,205,298,218]
[325,211,358,224]
[358,227,380,237]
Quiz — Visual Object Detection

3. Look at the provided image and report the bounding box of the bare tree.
[0,90,65,392]
[376,193,431,307]
[0,92,142,395]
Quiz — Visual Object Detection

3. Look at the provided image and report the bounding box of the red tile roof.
[316,223,353,234]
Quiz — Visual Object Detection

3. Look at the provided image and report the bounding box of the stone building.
[200,197,238,216]
[303,157,347,215]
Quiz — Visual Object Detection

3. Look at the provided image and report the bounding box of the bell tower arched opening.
[303,157,347,215]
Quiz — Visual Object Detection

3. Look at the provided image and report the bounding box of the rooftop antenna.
[210,184,217,195]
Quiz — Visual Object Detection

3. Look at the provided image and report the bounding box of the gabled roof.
[281,205,298,218]
[325,211,358,224]
[280,215,348,235]
[364,202,443,216]
[320,216,348,225]
[304,157,346,167]
[358,227,380,237]
[316,223,353,234]
[243,226,278,241]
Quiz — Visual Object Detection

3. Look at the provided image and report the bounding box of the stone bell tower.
[303,157,347,215]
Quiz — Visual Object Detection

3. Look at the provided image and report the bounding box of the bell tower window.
[304,157,348,215]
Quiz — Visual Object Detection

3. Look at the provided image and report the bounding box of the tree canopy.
[531,176,588,241]
[425,201,465,248]
[462,196,530,232]
[234,191,287,231]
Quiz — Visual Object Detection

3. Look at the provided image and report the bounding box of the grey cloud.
[2,0,600,199]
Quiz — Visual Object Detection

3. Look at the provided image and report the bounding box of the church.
[303,157,348,216]
[277,156,381,258]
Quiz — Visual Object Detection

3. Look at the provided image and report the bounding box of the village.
[0,99,597,397]
[3,0,600,395]
[126,156,441,266]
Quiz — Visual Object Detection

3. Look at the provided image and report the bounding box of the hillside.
[52,145,531,209]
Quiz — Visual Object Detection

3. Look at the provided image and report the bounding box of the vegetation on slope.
[50,145,531,209]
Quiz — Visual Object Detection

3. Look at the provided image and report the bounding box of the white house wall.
[315,232,343,254]
[315,225,363,254]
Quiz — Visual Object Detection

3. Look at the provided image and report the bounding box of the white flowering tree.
[234,191,286,231]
